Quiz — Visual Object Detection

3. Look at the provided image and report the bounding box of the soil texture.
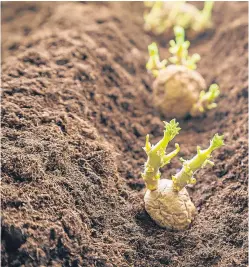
[1,2,248,267]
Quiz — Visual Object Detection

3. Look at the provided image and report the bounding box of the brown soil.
[1,2,248,267]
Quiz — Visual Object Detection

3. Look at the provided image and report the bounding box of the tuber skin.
[144,1,214,37]
[146,26,220,118]
[152,64,206,118]
[142,121,224,230]
[144,179,196,230]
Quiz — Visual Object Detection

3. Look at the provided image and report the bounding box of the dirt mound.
[1,2,248,267]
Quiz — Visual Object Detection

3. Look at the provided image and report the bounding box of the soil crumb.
[1,2,248,267]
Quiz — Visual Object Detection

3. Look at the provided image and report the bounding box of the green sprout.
[190,84,220,116]
[169,26,201,70]
[146,42,167,77]
[142,119,181,190]
[172,133,224,191]
[146,26,200,74]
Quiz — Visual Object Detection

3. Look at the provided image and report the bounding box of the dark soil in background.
[1,2,248,267]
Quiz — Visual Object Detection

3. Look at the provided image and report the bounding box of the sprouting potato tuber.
[146,26,220,118]
[144,179,196,230]
[152,65,206,118]
[144,1,214,37]
[142,121,224,230]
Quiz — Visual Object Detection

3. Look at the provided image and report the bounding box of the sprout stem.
[190,84,220,116]
[142,120,181,190]
[172,134,224,191]
[169,26,200,70]
[146,42,167,77]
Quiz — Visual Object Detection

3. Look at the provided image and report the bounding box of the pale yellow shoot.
[146,42,167,77]
[143,2,165,34]
[163,1,186,31]
[190,84,220,116]
[143,1,215,36]
[142,120,181,191]
[193,1,214,32]
[172,133,224,191]
[185,53,201,70]
[174,10,194,30]
[169,26,200,70]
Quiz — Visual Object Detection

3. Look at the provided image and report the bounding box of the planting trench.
[1,2,248,267]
